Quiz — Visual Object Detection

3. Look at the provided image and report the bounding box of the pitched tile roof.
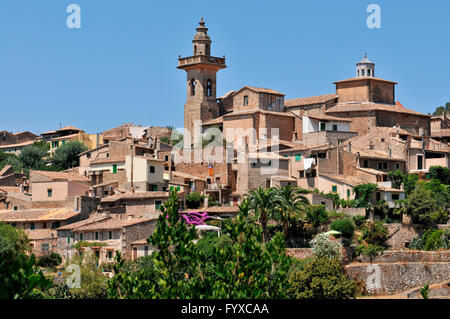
[285,94,337,108]
[0,208,79,222]
[239,86,285,96]
[73,217,155,231]
[304,114,352,122]
[224,109,294,118]
[278,143,331,154]
[57,216,112,230]
[101,191,170,203]
[325,102,429,117]
[30,170,89,182]
[89,157,125,165]
[333,77,397,84]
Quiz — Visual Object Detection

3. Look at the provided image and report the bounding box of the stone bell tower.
[177,17,226,145]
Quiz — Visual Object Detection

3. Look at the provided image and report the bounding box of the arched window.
[207,79,212,97]
[194,45,197,56]
[191,79,196,96]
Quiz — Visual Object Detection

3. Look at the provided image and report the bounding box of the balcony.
[177,55,226,69]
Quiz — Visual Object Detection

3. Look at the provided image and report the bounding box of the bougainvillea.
[181,212,209,225]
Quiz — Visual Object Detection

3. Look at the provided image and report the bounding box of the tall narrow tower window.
[207,79,212,97]
[244,95,249,106]
[191,79,196,96]
[194,45,197,56]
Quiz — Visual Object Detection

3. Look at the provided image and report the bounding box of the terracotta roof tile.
[30,170,89,182]
[101,191,170,203]
[0,208,79,222]
[90,157,125,165]
[325,102,429,117]
[285,94,337,107]
[74,217,155,231]
[333,77,397,84]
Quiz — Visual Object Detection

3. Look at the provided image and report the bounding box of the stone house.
[29,170,90,202]
[56,215,157,263]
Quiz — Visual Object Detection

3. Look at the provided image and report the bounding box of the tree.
[18,145,47,170]
[395,182,448,226]
[273,185,309,240]
[431,102,450,116]
[310,233,343,260]
[51,141,88,170]
[428,166,449,185]
[246,187,277,243]
[304,205,329,228]
[0,222,52,298]
[287,258,356,299]
[330,219,355,239]
[403,174,419,196]
[353,183,378,208]
[108,191,294,298]
[388,170,404,189]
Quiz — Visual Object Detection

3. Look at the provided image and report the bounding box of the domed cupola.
[356,53,375,77]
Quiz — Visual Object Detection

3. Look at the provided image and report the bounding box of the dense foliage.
[287,258,356,299]
[330,219,355,239]
[310,233,342,260]
[185,192,205,209]
[52,141,88,170]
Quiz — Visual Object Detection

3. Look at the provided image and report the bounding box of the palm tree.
[246,187,276,243]
[273,185,310,240]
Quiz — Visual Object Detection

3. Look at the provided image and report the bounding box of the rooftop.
[325,102,429,117]
[285,94,337,108]
[101,191,171,203]
[0,208,79,222]
[30,170,89,182]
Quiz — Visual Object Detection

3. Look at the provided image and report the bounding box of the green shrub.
[305,205,329,228]
[408,235,424,250]
[360,221,388,246]
[287,258,356,299]
[330,219,355,239]
[422,229,445,251]
[310,233,342,260]
[185,192,205,209]
[328,210,348,222]
[352,215,366,228]
[37,252,62,267]
[356,244,385,261]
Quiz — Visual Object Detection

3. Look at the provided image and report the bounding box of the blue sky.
[0,0,449,135]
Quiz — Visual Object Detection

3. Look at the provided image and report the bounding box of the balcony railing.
[178,55,226,68]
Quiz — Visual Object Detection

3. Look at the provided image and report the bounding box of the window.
[295,153,302,162]
[207,79,212,97]
[11,223,16,228]
[190,79,196,96]
[332,185,337,193]
[79,233,83,241]
[243,95,249,106]
[299,170,305,178]
[177,186,181,191]
[13,205,18,211]
[320,122,326,131]
[149,166,155,173]
[112,164,117,174]
[306,169,317,178]
[62,140,66,145]
[347,189,351,198]
[52,221,60,229]
[43,222,47,229]
[155,200,162,211]
[318,152,326,159]
[392,194,399,201]
[30,223,35,230]
[42,243,49,252]
[165,155,169,161]
[383,162,388,169]
[395,163,400,170]
[108,251,113,259]
[95,232,99,240]
[108,231,113,240]
[87,152,91,159]
[332,124,338,131]
[144,246,149,257]
[151,184,157,191]
[376,192,381,201]
[363,160,368,168]
[67,237,70,245]
[378,162,383,170]
[162,186,167,191]
[47,189,52,197]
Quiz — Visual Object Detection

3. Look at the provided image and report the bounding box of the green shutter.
[332,124,338,131]
[155,201,161,210]
[320,122,326,131]
[347,189,351,198]
[30,223,35,230]
[332,186,337,193]
[113,164,117,174]
[67,237,70,245]
[177,186,181,191]
[295,153,302,162]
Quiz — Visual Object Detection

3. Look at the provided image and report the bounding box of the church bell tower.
[177,17,226,145]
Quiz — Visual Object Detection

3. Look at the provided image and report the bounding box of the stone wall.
[356,250,450,263]
[286,248,314,260]
[345,261,450,295]
[337,207,366,217]
[384,223,424,249]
